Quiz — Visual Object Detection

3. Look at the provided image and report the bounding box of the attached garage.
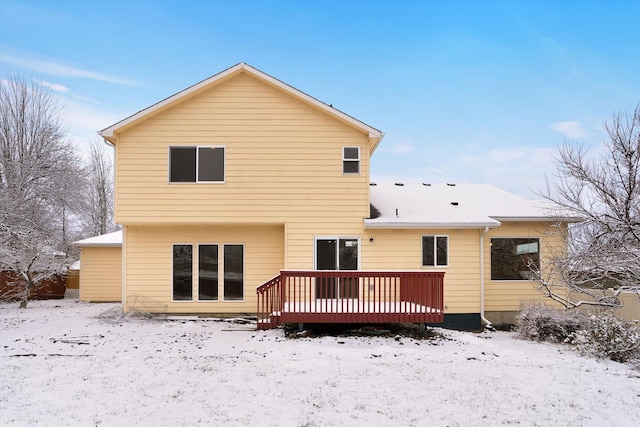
[73,231,122,302]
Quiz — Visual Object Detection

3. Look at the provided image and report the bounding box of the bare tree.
[0,75,84,307]
[81,140,114,236]
[536,104,640,309]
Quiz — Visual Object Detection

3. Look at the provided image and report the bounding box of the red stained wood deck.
[256,270,444,330]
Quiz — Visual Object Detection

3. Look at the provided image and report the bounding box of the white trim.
[100,63,383,147]
[313,236,361,271]
[72,230,122,247]
[121,227,126,309]
[196,243,219,302]
[489,237,541,282]
[421,234,449,268]
[171,243,195,302]
[342,146,360,175]
[365,221,500,229]
[491,216,576,222]
[222,243,245,302]
[168,145,226,184]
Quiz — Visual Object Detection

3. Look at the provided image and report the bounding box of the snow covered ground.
[1,300,638,426]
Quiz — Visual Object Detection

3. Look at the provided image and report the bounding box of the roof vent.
[370,182,377,186]
[395,182,404,186]
[422,183,431,186]
[447,183,456,186]
[451,202,459,206]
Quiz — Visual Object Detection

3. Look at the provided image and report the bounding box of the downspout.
[480,226,493,329]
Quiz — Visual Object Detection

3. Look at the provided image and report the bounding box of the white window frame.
[313,236,361,270]
[171,243,194,302]
[168,145,226,184]
[222,243,245,302]
[421,235,449,268]
[342,146,360,175]
[490,237,541,282]
[197,243,219,302]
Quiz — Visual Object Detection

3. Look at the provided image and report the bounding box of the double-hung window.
[169,146,225,183]
[422,235,448,267]
[342,147,360,174]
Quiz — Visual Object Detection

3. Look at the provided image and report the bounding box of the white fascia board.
[241,63,383,141]
[73,242,122,248]
[491,216,580,222]
[99,63,383,145]
[72,230,123,247]
[100,63,245,140]
[364,220,501,229]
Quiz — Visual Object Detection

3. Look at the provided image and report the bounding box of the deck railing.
[257,270,444,330]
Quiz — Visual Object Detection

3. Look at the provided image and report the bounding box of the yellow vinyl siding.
[123,225,283,314]
[484,222,563,312]
[114,73,370,226]
[80,247,122,302]
[360,228,481,314]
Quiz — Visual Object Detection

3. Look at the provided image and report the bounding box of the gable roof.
[73,230,122,247]
[100,62,384,151]
[366,183,569,229]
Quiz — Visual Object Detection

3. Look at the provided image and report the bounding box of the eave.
[364,220,501,229]
[99,63,384,148]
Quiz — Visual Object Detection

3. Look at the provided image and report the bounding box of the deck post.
[298,323,304,332]
[419,323,425,336]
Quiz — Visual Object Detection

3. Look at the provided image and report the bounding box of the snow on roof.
[366,183,561,229]
[73,230,122,247]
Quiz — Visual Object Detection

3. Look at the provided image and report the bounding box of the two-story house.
[74,63,565,330]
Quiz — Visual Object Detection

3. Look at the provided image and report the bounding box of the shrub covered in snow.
[516,302,640,363]
[515,302,586,342]
[570,311,640,363]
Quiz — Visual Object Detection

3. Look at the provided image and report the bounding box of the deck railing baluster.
[257,270,444,328]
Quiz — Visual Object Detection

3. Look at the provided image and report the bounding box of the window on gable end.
[169,146,225,183]
[343,146,360,174]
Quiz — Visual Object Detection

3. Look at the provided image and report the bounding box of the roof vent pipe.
[395,208,399,217]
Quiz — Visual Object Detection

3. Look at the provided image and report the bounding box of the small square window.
[343,147,360,174]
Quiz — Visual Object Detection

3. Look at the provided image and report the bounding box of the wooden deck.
[256,270,444,329]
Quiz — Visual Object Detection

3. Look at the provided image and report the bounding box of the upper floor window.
[491,238,540,281]
[169,146,225,183]
[343,147,360,174]
[422,235,448,267]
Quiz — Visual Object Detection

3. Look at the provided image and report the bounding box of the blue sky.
[1,0,638,197]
